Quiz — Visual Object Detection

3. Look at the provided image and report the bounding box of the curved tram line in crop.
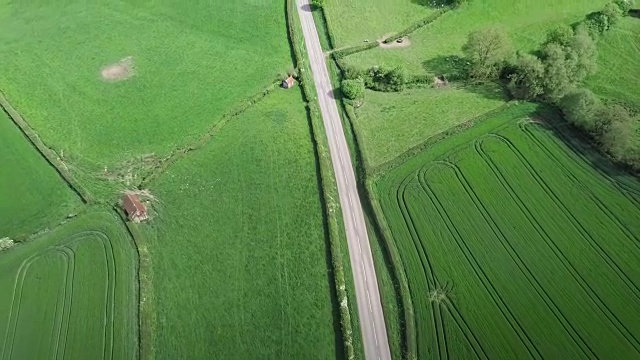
[474,135,640,354]
[384,119,640,359]
[1,230,117,360]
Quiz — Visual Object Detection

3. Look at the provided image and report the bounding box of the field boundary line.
[139,81,281,188]
[113,206,149,360]
[0,90,94,204]
[369,102,514,179]
[286,0,359,358]
[380,8,450,45]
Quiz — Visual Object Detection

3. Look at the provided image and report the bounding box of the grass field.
[586,16,640,109]
[141,89,340,359]
[373,103,640,359]
[353,84,507,169]
[0,111,82,239]
[0,1,291,177]
[343,0,608,75]
[322,0,435,48]
[0,209,138,360]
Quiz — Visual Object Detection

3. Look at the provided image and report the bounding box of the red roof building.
[282,75,296,89]
[122,193,149,223]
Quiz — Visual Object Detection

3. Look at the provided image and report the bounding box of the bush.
[507,53,545,100]
[362,66,406,92]
[559,89,605,134]
[614,0,635,13]
[341,78,365,100]
[0,237,15,252]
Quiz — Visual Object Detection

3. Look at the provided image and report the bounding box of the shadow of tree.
[422,55,468,81]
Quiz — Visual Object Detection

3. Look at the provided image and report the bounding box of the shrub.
[341,78,365,101]
[363,66,407,92]
[613,0,635,13]
[0,237,15,252]
[507,53,545,100]
[559,88,605,134]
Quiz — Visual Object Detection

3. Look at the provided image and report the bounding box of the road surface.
[295,2,392,360]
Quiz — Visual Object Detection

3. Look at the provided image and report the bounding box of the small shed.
[282,75,296,89]
[122,193,148,223]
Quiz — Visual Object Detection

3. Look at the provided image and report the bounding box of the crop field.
[586,16,640,109]
[0,210,138,360]
[374,103,640,359]
[141,89,340,359]
[343,0,608,75]
[0,1,291,176]
[353,84,507,169]
[0,111,82,239]
[322,0,434,48]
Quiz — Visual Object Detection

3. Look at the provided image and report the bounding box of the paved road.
[295,2,392,360]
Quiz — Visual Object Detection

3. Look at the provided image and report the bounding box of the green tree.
[600,105,639,166]
[544,25,574,48]
[541,43,573,101]
[341,78,365,101]
[559,88,604,134]
[462,27,513,80]
[311,0,324,8]
[507,53,545,100]
[566,25,598,83]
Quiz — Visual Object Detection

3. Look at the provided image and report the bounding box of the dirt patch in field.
[378,33,412,49]
[101,56,134,82]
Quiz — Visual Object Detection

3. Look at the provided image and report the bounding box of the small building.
[122,193,148,223]
[282,75,296,89]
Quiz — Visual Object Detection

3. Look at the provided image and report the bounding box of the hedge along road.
[296,1,392,360]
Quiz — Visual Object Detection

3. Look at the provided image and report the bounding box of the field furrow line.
[416,165,543,360]
[521,123,640,244]
[484,134,640,300]
[395,170,490,360]
[520,123,640,205]
[443,301,488,360]
[476,136,640,355]
[100,232,117,360]
[450,158,598,359]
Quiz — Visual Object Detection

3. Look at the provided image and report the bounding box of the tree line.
[457,0,639,170]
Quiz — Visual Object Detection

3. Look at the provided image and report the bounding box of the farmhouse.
[122,193,148,223]
[282,75,296,89]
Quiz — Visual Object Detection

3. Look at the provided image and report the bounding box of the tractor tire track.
[416,162,543,360]
[442,159,597,359]
[476,136,640,355]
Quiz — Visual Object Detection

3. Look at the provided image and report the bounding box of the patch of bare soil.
[378,33,412,49]
[101,56,134,82]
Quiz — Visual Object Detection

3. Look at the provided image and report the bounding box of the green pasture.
[343,0,608,75]
[0,1,291,174]
[0,112,82,239]
[374,103,640,359]
[142,89,340,359]
[0,210,138,360]
[586,17,640,109]
[322,0,435,48]
[353,84,507,169]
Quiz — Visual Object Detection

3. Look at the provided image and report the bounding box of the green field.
[586,16,640,109]
[373,103,640,359]
[141,89,340,359]
[0,112,82,239]
[342,0,607,75]
[0,210,138,359]
[0,1,291,175]
[322,0,434,48]
[354,84,507,169]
